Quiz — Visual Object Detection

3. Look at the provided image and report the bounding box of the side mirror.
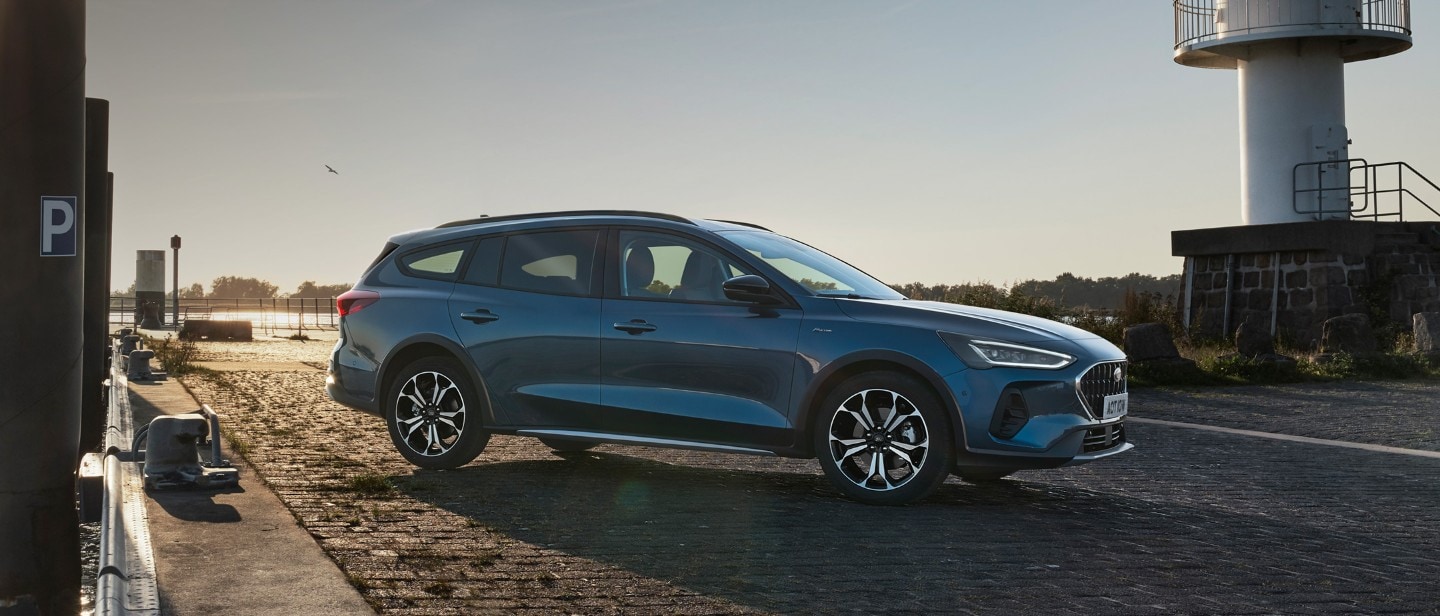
[722,275,782,304]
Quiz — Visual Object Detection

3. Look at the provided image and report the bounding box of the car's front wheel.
[813,371,954,505]
[385,356,489,469]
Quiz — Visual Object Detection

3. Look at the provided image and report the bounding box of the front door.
[599,229,803,448]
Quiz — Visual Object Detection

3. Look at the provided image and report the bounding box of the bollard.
[120,334,140,356]
[127,349,155,381]
[120,335,141,371]
[139,408,239,490]
[141,414,207,488]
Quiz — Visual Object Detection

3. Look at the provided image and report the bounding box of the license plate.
[1102,393,1128,420]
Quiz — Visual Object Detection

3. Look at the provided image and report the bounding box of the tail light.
[336,289,380,316]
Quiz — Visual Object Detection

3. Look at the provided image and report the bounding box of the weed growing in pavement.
[144,334,206,375]
[345,572,371,592]
[345,473,394,497]
[472,551,501,568]
[534,571,560,587]
[423,582,455,597]
[225,432,252,458]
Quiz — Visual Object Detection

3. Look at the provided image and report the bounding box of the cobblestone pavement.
[180,339,1440,615]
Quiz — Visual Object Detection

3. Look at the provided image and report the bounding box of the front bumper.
[944,359,1132,467]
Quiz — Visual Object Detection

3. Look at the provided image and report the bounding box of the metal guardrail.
[108,296,340,331]
[96,340,160,616]
[1175,0,1411,49]
[1294,159,1440,221]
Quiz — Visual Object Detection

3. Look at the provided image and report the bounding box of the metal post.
[0,0,86,612]
[80,99,111,456]
[171,235,181,328]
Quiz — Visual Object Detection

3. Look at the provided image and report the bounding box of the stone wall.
[1177,223,1440,348]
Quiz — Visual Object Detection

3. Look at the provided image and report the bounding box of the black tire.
[812,371,954,505]
[956,469,1015,483]
[385,356,489,470]
[538,437,598,452]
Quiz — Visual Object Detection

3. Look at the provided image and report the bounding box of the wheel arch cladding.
[379,337,481,409]
[799,355,963,458]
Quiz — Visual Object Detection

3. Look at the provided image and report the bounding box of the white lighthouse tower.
[1174,0,1412,225]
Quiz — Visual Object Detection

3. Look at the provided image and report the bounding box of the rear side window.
[460,237,504,286]
[398,241,471,280]
[499,230,599,296]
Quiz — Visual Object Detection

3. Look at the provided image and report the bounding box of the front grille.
[1076,361,1127,419]
[1083,422,1126,453]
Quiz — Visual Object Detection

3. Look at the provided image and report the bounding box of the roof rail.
[436,210,695,229]
[710,219,771,231]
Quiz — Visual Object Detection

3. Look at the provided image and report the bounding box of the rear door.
[447,229,604,428]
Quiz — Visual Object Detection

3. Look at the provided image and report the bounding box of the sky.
[87,1,1440,295]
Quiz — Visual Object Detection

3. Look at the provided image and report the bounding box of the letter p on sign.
[41,196,77,257]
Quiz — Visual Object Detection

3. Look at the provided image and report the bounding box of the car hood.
[835,299,1104,344]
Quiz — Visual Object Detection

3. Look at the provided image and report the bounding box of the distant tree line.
[890,273,1185,344]
[113,277,352,299]
[891,272,1182,312]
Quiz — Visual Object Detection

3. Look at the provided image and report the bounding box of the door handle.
[460,309,500,324]
[613,320,657,334]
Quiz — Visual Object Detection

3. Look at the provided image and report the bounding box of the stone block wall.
[1179,224,1440,348]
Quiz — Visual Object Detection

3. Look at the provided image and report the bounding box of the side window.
[617,231,751,302]
[398,241,471,281]
[499,230,599,296]
[460,236,504,286]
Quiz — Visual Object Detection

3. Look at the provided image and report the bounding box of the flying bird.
[325,165,339,175]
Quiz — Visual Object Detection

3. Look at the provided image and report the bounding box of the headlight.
[938,332,1075,370]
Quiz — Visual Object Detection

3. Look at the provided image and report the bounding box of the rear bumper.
[325,367,381,416]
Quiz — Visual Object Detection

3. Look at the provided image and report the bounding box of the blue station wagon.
[326,211,1131,505]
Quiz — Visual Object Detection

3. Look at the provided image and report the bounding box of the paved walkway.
[132,334,1440,614]
[174,350,1440,614]
[128,377,373,615]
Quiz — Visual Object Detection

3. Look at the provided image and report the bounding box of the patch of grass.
[423,582,455,597]
[288,333,311,341]
[472,550,501,568]
[1133,339,1440,388]
[344,473,394,497]
[534,570,560,587]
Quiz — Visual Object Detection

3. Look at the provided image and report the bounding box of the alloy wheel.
[393,370,468,457]
[825,388,930,492]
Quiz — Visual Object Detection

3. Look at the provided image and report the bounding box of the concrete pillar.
[0,0,87,613]
[1238,39,1348,225]
[81,98,111,456]
[136,250,165,328]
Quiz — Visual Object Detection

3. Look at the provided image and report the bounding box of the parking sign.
[41,196,77,257]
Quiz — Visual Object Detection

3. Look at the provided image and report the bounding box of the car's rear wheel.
[538,437,598,452]
[385,356,489,469]
[813,371,954,505]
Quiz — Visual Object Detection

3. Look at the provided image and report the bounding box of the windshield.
[720,231,904,300]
